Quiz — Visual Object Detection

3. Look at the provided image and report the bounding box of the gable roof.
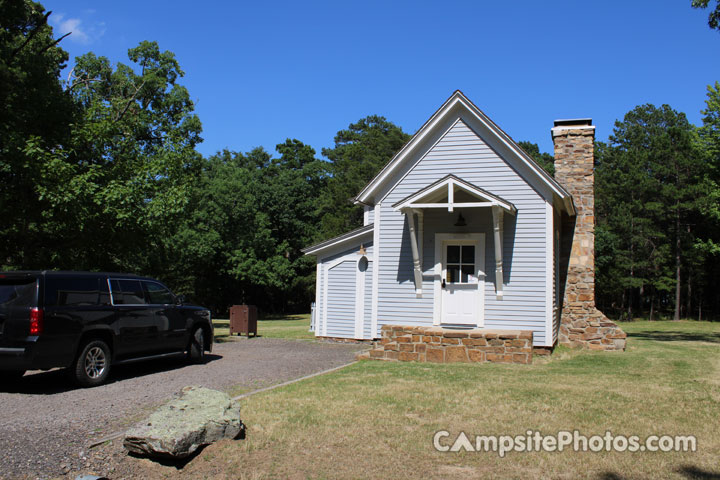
[392,174,516,214]
[354,90,575,215]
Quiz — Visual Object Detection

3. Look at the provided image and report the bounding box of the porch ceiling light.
[454,212,467,227]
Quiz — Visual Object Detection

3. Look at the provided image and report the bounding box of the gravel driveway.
[0,338,365,479]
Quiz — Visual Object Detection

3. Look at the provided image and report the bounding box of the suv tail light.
[29,308,43,335]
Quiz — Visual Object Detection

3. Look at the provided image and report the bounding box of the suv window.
[0,279,37,308]
[45,277,104,306]
[110,279,147,305]
[143,281,175,305]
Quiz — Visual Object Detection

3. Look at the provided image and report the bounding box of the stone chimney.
[552,119,626,351]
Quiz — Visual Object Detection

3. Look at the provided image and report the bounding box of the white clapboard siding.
[316,246,354,337]
[366,206,375,225]
[326,260,356,338]
[316,242,373,339]
[375,119,551,345]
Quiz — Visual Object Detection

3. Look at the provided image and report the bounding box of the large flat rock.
[123,386,243,459]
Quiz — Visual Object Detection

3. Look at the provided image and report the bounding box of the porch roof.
[392,174,517,215]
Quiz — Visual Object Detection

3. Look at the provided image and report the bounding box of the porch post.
[417,210,424,268]
[403,208,423,296]
[492,205,504,300]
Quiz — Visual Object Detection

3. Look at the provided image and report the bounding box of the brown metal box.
[229,304,257,337]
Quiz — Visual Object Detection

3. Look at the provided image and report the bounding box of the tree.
[319,116,410,239]
[596,137,672,320]
[517,141,554,175]
[596,104,706,320]
[36,40,204,273]
[695,82,720,318]
[171,140,327,314]
[692,0,720,31]
[0,0,76,268]
[699,82,720,172]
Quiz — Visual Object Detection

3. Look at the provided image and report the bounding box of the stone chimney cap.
[553,118,593,127]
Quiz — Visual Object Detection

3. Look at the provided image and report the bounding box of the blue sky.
[43,1,720,159]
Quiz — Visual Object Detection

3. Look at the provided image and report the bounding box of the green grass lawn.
[125,320,720,479]
[212,313,314,341]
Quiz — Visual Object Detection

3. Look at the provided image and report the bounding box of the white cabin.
[304,91,578,347]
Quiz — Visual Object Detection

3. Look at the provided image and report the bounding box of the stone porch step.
[365,325,534,364]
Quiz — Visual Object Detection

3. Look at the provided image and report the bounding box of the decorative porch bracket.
[491,205,504,300]
[403,208,424,297]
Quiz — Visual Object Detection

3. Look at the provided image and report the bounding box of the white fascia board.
[302,225,374,256]
[561,195,575,216]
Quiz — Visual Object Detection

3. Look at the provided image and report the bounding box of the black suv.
[0,271,213,387]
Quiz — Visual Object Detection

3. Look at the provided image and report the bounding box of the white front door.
[440,240,483,326]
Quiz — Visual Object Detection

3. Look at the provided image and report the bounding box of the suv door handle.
[442,279,446,289]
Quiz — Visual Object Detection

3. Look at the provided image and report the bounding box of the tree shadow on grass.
[626,330,720,344]
[676,465,720,479]
[597,474,627,480]
[598,466,720,480]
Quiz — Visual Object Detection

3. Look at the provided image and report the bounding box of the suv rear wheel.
[188,326,205,364]
[73,339,111,387]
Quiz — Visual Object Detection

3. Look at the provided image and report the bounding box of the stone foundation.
[532,346,553,356]
[362,325,534,364]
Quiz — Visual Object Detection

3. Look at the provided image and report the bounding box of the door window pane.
[144,282,175,305]
[447,265,460,283]
[447,245,460,263]
[462,245,475,264]
[446,244,477,284]
[461,265,475,283]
